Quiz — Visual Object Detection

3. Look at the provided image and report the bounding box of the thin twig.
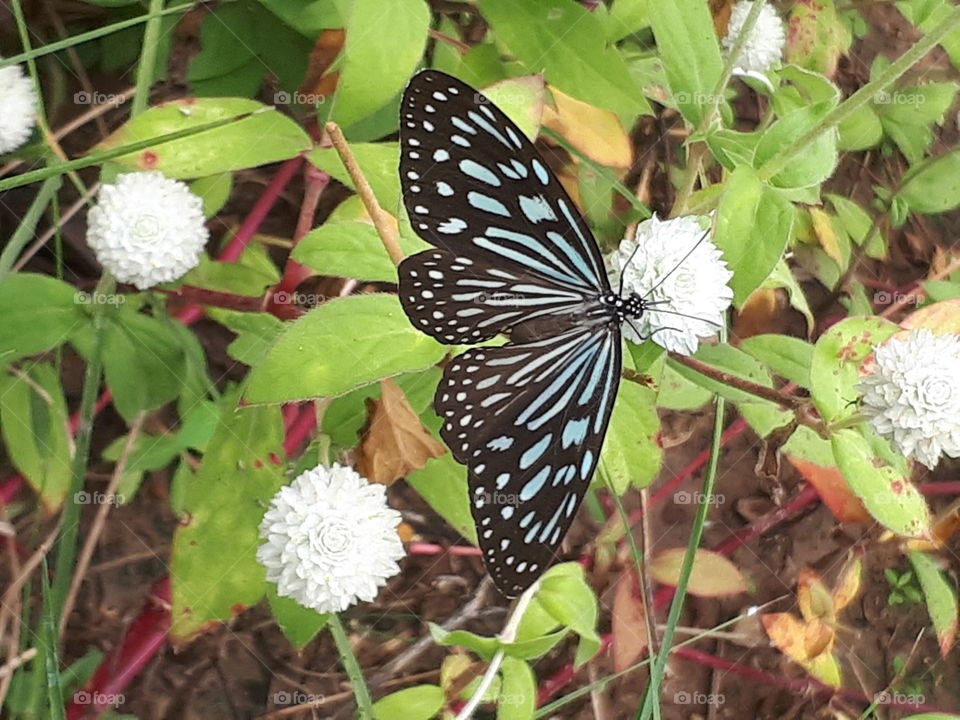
[324,122,405,267]
[59,413,145,638]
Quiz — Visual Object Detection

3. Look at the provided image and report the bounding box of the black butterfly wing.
[436,326,622,597]
[398,69,611,299]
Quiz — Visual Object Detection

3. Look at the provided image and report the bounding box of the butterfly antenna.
[641,227,713,300]
[617,224,642,297]
[648,306,723,327]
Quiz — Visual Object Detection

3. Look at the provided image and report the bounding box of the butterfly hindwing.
[400,70,611,296]
[436,327,622,597]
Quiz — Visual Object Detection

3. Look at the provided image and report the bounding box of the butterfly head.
[601,292,647,324]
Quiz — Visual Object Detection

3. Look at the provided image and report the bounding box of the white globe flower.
[608,215,733,355]
[722,1,786,75]
[257,464,406,613]
[0,62,38,154]
[86,171,208,290]
[858,329,960,469]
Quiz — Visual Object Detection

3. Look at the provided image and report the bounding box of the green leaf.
[170,395,285,641]
[479,0,650,117]
[102,309,186,421]
[372,685,445,720]
[190,173,233,217]
[898,148,960,215]
[875,81,959,164]
[646,0,723,126]
[755,103,839,188]
[497,657,536,720]
[761,257,815,334]
[267,586,329,649]
[830,428,930,539]
[809,316,900,423]
[186,2,257,81]
[97,98,311,178]
[260,0,350,36]
[0,364,72,512]
[246,294,446,403]
[207,310,284,367]
[536,563,600,663]
[739,334,814,387]
[600,380,661,494]
[500,629,567,661]
[179,251,279,297]
[897,0,960,69]
[837,103,883,151]
[407,451,476,544]
[430,625,500,659]
[907,551,958,655]
[334,0,430,128]
[715,167,795,305]
[308,143,402,214]
[668,345,792,437]
[293,221,428,283]
[606,0,650,42]
[0,274,88,361]
[786,0,851,76]
[705,128,759,170]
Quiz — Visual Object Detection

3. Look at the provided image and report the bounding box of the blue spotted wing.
[397,70,622,597]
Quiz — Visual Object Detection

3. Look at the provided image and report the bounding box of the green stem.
[328,614,374,718]
[48,274,113,629]
[131,0,166,117]
[758,5,960,182]
[637,341,728,720]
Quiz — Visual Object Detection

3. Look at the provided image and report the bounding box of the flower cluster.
[608,215,733,355]
[722,1,786,75]
[0,62,38,154]
[257,464,405,613]
[86,171,208,289]
[858,329,960,469]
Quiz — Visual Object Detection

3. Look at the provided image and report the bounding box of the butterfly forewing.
[436,328,622,597]
[398,69,624,597]
[399,70,610,295]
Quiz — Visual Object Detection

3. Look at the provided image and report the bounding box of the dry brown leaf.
[543,87,632,169]
[299,29,345,100]
[356,378,446,485]
[612,568,649,671]
[831,551,864,612]
[734,287,784,339]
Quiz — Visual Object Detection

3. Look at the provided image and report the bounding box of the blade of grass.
[48,275,114,635]
[40,559,67,720]
[0,110,267,192]
[0,175,61,279]
[637,333,728,720]
[131,0,167,117]
[0,1,198,69]
[328,614,374,717]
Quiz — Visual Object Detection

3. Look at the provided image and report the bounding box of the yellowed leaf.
[761,612,810,663]
[612,568,649,672]
[543,87,632,169]
[902,298,960,335]
[649,548,748,597]
[803,647,843,687]
[831,551,864,612]
[810,208,843,265]
[357,378,446,485]
[797,569,834,622]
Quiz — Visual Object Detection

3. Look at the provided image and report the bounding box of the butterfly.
[397,70,650,598]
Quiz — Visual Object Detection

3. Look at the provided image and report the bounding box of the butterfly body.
[397,70,647,597]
